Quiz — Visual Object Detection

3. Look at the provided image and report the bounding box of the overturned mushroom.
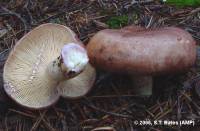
[87,26,196,96]
[3,23,96,109]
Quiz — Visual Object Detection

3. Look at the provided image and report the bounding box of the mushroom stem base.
[47,43,89,81]
[131,76,153,96]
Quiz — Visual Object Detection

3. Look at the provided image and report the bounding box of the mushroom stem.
[131,75,153,96]
[47,43,89,81]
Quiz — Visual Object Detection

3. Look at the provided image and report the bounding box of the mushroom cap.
[3,23,96,109]
[87,26,196,75]
[58,64,96,98]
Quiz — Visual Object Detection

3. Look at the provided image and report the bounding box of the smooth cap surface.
[87,26,196,75]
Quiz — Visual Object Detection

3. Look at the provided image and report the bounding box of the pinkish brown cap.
[87,26,196,75]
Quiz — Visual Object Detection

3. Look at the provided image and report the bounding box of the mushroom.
[87,26,196,96]
[3,23,96,109]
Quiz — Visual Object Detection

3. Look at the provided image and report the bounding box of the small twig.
[30,110,47,131]
[178,7,200,24]
[154,101,177,120]
[189,7,200,15]
[89,94,147,98]
[155,108,173,120]
[42,117,56,131]
[101,102,137,120]
[177,92,181,129]
[5,111,10,131]
[145,109,155,118]
[24,0,35,25]
[181,91,200,111]
[0,6,28,34]
[92,126,116,131]
[0,48,10,62]
[131,0,154,5]
[192,35,200,40]
[79,118,99,126]
[157,100,164,113]
[33,1,94,25]
[83,98,132,119]
[8,109,36,119]
[75,104,87,120]
[146,15,153,29]
[33,11,64,25]
[150,101,167,114]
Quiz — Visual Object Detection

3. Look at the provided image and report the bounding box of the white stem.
[131,75,153,96]
[47,43,89,81]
